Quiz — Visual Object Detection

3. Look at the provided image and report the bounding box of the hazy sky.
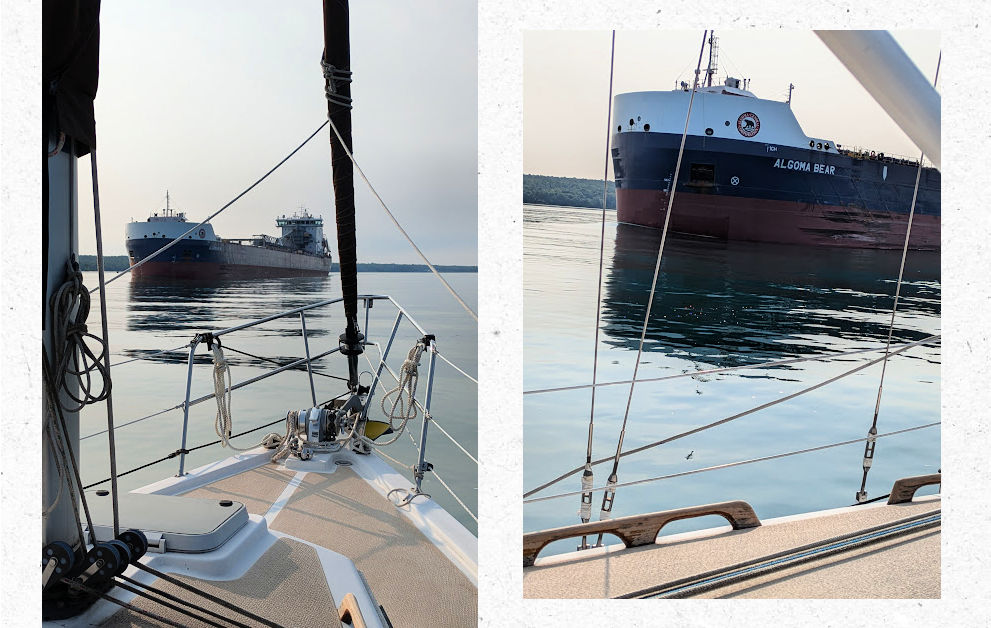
[78,1,477,264]
[524,30,940,179]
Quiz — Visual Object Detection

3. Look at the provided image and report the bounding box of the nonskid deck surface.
[104,461,477,627]
[103,537,340,628]
[523,497,940,599]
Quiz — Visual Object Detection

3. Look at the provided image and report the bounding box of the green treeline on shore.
[76,255,476,273]
[523,174,616,209]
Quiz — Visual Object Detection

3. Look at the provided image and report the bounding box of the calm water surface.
[523,205,940,555]
[80,271,477,533]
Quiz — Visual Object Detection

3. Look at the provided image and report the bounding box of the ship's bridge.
[614,77,837,154]
[276,210,328,256]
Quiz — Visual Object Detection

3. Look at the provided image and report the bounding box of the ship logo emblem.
[730,176,740,186]
[737,112,760,138]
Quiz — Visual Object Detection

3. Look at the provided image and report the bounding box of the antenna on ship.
[705,32,719,87]
[787,82,795,106]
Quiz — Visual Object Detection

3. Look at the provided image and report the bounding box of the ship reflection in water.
[523,205,940,546]
[123,274,337,369]
[602,223,940,370]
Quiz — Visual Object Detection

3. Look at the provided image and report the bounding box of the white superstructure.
[613,77,837,154]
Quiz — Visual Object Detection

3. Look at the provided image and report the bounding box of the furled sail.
[321,0,363,388]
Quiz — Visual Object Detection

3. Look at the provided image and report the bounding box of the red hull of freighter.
[130,261,330,279]
[616,188,940,251]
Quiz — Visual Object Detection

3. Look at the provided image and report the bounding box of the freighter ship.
[611,54,940,249]
[124,195,333,278]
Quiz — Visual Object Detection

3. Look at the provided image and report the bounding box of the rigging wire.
[435,350,478,384]
[132,562,284,628]
[116,574,252,628]
[94,120,331,291]
[524,421,940,504]
[109,579,230,628]
[594,30,709,536]
[524,335,941,396]
[58,578,185,628]
[83,416,286,489]
[360,350,478,464]
[110,344,188,368]
[90,150,121,538]
[524,333,935,499]
[42,353,97,543]
[855,51,941,503]
[325,117,478,323]
[578,30,617,547]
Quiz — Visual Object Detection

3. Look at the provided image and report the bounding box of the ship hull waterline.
[617,188,940,251]
[611,130,940,251]
[127,237,331,279]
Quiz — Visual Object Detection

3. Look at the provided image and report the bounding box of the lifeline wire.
[326,117,478,323]
[596,30,709,528]
[579,30,617,533]
[524,335,941,396]
[524,333,937,498]
[95,120,330,291]
[856,51,942,503]
[361,350,478,464]
[524,420,940,504]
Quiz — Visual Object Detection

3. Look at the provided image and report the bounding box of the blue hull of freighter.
[611,84,940,250]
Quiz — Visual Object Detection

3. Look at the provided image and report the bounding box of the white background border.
[4,0,990,625]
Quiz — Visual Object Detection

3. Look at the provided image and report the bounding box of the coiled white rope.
[211,343,281,452]
[374,341,426,446]
[269,410,299,464]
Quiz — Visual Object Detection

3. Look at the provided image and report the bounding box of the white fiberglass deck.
[85,448,477,627]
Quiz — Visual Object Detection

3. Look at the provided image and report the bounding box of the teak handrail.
[887,473,941,505]
[523,500,761,567]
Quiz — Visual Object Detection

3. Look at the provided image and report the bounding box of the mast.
[43,0,102,551]
[321,0,363,391]
[705,32,718,88]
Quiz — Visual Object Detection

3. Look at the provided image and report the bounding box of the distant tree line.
[76,255,476,273]
[523,174,616,209]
